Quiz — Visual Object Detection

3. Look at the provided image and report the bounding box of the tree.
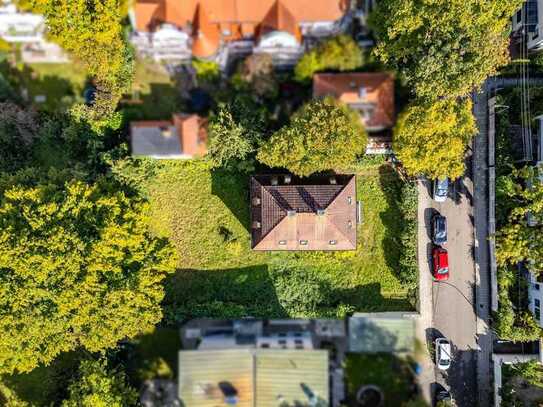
[512,360,543,388]
[370,0,523,99]
[257,98,367,176]
[496,166,543,271]
[0,177,176,374]
[294,35,363,82]
[0,103,38,172]
[237,53,278,98]
[62,358,138,407]
[393,98,477,179]
[30,0,133,119]
[207,95,267,172]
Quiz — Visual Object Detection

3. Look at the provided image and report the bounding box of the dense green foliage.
[0,177,176,374]
[370,0,522,99]
[31,0,133,122]
[257,98,367,176]
[206,96,266,172]
[62,358,138,407]
[294,35,363,82]
[496,166,543,272]
[494,265,541,342]
[393,98,477,179]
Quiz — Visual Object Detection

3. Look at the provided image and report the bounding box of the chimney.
[252,221,261,229]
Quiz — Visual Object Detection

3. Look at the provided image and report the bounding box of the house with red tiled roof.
[130,113,207,159]
[250,174,358,251]
[313,72,395,153]
[129,0,351,67]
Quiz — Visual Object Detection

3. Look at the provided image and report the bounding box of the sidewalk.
[415,179,435,405]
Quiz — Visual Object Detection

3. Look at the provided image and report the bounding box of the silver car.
[435,338,452,370]
[433,178,449,202]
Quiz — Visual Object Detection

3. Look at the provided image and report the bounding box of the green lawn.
[0,60,87,111]
[122,58,183,120]
[344,353,416,406]
[121,158,415,321]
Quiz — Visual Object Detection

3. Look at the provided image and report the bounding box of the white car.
[435,338,452,370]
[433,178,449,202]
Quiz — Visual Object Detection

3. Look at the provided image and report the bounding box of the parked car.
[432,246,449,280]
[435,387,454,405]
[435,338,452,370]
[432,214,447,245]
[433,178,449,202]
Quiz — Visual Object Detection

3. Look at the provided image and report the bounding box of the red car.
[432,246,449,280]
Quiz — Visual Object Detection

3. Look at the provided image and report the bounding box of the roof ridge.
[326,177,356,246]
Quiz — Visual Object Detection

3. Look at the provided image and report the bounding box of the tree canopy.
[30,0,133,120]
[370,0,523,99]
[294,35,364,82]
[393,98,477,179]
[496,166,543,272]
[62,358,138,407]
[207,95,267,172]
[257,98,367,176]
[0,177,176,374]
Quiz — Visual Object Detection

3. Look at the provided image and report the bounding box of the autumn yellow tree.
[370,0,523,99]
[30,0,133,122]
[0,178,176,374]
[393,98,477,179]
[257,98,367,176]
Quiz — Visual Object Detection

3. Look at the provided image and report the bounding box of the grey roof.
[178,348,329,407]
[348,313,415,354]
[131,125,186,159]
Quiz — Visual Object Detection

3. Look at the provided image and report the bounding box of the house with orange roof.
[129,0,351,67]
[130,113,207,159]
[313,72,395,154]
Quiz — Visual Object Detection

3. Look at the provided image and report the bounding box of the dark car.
[432,214,447,245]
[433,178,449,202]
[435,386,454,405]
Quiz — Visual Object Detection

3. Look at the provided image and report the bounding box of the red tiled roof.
[259,0,301,42]
[173,113,208,156]
[133,0,347,54]
[192,3,221,58]
[250,175,357,251]
[313,73,395,131]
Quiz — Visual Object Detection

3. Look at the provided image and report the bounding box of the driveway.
[417,174,479,406]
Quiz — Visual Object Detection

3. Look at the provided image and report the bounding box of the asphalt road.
[419,175,479,406]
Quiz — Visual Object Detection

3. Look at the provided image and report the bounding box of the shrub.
[294,35,363,82]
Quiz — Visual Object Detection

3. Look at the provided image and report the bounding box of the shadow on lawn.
[210,168,251,231]
[162,264,287,323]
[0,60,83,111]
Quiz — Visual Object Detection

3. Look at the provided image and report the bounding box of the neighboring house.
[130,113,207,159]
[526,116,543,327]
[177,348,329,407]
[250,174,359,251]
[312,72,395,154]
[512,0,543,51]
[0,1,68,63]
[348,312,416,355]
[129,0,351,67]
